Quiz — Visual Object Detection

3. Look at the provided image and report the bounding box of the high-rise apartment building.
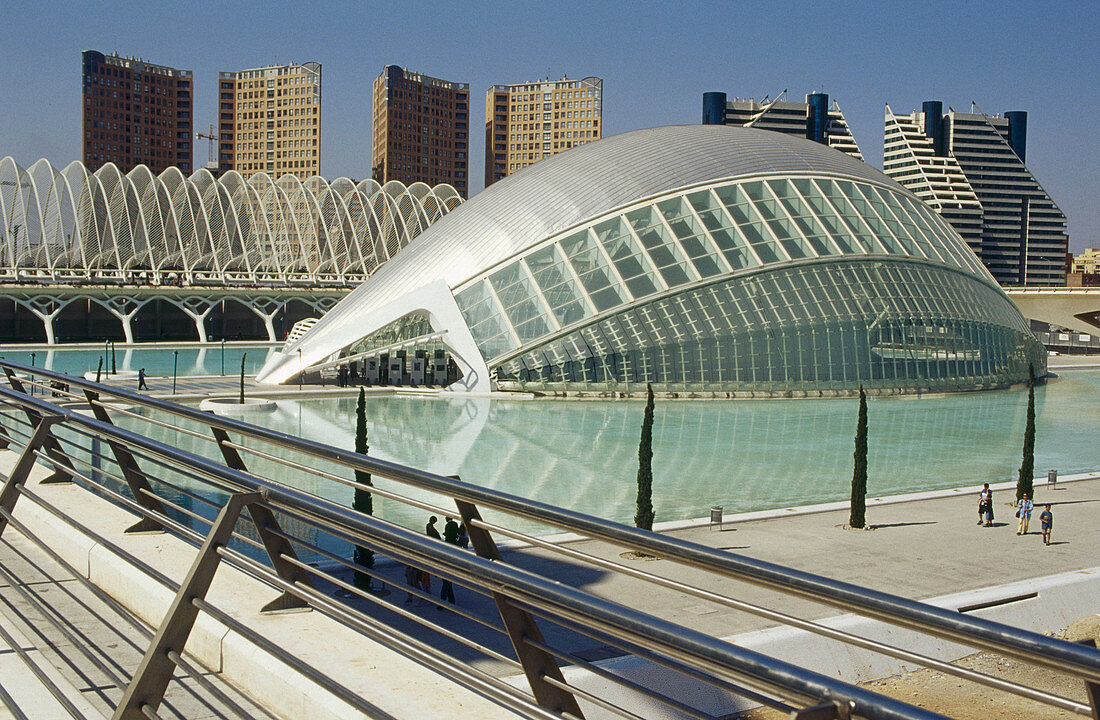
[702,91,863,161]
[484,76,603,186]
[218,62,322,181]
[884,102,1068,286]
[371,66,469,198]
[82,51,193,174]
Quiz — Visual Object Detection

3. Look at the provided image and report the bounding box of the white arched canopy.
[0,158,462,286]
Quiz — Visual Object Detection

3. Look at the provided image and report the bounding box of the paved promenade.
[348,474,1100,673]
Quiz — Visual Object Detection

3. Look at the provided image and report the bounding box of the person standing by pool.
[1016,493,1034,535]
[978,484,993,526]
[138,368,148,390]
[1039,504,1053,545]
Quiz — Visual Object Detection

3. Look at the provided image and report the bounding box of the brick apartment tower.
[82,51,193,174]
[371,65,469,198]
[484,76,602,187]
[217,62,322,181]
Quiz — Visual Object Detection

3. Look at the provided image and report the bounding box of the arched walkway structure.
[0,157,461,286]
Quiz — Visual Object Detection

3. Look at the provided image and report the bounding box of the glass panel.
[708,227,759,270]
[837,180,901,254]
[525,246,593,327]
[772,179,837,256]
[861,184,920,257]
[559,230,628,311]
[455,281,498,328]
[633,218,694,287]
[686,188,721,212]
[678,234,723,277]
[595,216,660,299]
[724,185,784,264]
[819,179,884,254]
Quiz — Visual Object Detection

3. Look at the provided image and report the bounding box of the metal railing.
[0,358,1097,720]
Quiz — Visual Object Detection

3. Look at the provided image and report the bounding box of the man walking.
[1016,493,1034,535]
[138,368,149,391]
[1039,505,1053,545]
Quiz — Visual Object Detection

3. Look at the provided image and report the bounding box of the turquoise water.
[0,345,281,378]
[230,369,1099,528]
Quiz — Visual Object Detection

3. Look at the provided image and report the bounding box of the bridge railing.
[0,358,1097,720]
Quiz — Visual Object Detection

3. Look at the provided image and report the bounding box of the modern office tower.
[82,51,193,174]
[218,62,322,181]
[884,101,1069,286]
[372,65,469,198]
[484,76,603,186]
[701,90,863,161]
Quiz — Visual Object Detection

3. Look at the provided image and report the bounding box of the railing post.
[83,390,166,533]
[112,491,262,720]
[1086,680,1099,720]
[0,416,63,537]
[455,497,585,719]
[208,423,314,612]
[247,502,314,613]
[4,368,74,484]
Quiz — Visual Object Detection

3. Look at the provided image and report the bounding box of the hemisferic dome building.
[257,125,1044,396]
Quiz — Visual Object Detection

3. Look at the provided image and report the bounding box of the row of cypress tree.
[345,364,1039,578]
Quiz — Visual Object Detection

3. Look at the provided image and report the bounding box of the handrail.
[5,358,1099,683]
[0,358,1097,720]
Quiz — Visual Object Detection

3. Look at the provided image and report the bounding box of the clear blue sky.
[2,0,1097,249]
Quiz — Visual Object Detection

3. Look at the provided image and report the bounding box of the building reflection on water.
[86,369,1098,561]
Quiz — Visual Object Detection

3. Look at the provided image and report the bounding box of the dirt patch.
[736,618,1098,720]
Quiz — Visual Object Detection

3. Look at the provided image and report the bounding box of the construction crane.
[196,124,218,172]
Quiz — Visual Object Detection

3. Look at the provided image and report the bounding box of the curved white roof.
[262,126,898,374]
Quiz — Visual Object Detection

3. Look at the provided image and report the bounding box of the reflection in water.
[1,346,281,378]
[258,371,1098,527]
[85,370,1099,563]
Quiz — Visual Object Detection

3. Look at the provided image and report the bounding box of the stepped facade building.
[884,102,1068,286]
[702,91,863,161]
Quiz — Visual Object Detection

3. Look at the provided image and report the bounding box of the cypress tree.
[634,383,655,531]
[239,353,247,404]
[1017,363,1036,501]
[353,388,375,589]
[850,385,868,529]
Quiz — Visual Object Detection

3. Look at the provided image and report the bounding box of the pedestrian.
[426,515,441,540]
[403,564,419,603]
[439,576,455,606]
[443,517,459,545]
[457,523,469,549]
[1016,493,1034,535]
[1039,504,1053,545]
[978,483,994,526]
[137,368,148,390]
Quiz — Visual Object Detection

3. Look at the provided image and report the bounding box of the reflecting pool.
[177,369,1099,529]
[0,344,281,378]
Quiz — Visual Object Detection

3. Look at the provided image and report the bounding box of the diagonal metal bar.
[112,490,262,720]
[209,425,248,472]
[208,424,314,612]
[455,497,585,719]
[4,369,73,484]
[0,416,63,537]
[246,502,314,613]
[83,390,166,533]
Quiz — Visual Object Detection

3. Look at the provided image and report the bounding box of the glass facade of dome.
[454,175,1040,392]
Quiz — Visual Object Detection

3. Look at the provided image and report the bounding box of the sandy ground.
[737,616,1100,719]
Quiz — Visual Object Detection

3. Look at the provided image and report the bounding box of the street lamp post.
[172,350,179,395]
[29,352,35,395]
[221,339,226,376]
[298,348,303,391]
